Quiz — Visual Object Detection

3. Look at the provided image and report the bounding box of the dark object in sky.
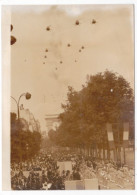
[75,20,79,25]
[81,46,84,49]
[75,60,77,62]
[55,67,58,70]
[79,50,81,52]
[43,62,45,64]
[11,35,16,45]
[45,49,48,52]
[92,19,96,24]
[11,24,13,31]
[60,61,63,64]
[46,26,50,31]
[67,44,71,47]
[44,56,47,58]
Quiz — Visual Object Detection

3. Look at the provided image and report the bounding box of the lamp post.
[11,92,31,162]
[11,92,31,120]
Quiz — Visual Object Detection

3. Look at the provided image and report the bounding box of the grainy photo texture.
[8,4,135,190]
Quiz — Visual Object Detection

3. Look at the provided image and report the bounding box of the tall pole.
[118,127,121,165]
[123,146,126,164]
[11,96,18,118]
[10,92,31,162]
[11,92,30,120]
[17,93,26,119]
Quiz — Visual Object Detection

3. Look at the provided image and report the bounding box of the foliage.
[49,70,134,149]
[10,112,41,162]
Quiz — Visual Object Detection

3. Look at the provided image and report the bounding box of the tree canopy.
[11,112,41,162]
[49,70,134,150]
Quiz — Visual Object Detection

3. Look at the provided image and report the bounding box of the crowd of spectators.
[11,150,134,190]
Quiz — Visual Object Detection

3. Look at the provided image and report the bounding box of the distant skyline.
[10,5,134,131]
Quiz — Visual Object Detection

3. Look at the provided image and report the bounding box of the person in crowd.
[11,150,134,190]
[73,168,81,180]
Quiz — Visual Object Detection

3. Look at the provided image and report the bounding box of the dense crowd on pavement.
[11,150,135,190]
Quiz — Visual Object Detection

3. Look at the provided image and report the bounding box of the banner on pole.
[123,122,129,141]
[106,123,115,149]
[106,123,114,141]
[123,123,129,147]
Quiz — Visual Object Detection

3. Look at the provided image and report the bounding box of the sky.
[10,5,134,131]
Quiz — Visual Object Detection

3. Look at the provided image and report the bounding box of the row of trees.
[48,71,134,157]
[11,112,41,162]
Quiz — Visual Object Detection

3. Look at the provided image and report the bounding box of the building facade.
[20,108,41,132]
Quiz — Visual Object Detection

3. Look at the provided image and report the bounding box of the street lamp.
[11,92,31,162]
[11,92,31,120]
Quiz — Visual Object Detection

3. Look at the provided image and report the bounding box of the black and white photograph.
[1,3,135,191]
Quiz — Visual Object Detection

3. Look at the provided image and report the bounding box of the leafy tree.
[10,112,41,162]
[51,70,134,156]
